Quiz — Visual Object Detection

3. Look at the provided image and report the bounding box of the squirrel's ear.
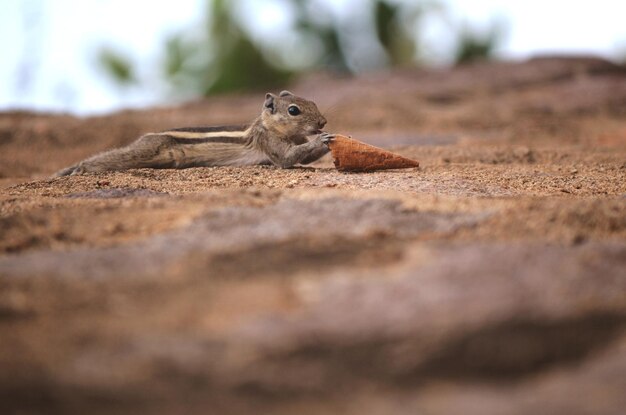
[264,93,276,113]
[279,90,294,97]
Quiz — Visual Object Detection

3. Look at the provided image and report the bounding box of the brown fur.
[54,91,331,176]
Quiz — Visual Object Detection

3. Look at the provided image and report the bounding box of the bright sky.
[1,0,624,115]
[445,0,626,58]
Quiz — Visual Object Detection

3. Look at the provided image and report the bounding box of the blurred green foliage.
[375,1,413,65]
[166,0,292,95]
[100,0,501,95]
[454,23,503,65]
[98,48,135,85]
[291,0,348,72]
[374,0,441,66]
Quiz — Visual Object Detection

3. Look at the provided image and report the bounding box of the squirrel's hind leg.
[56,134,179,176]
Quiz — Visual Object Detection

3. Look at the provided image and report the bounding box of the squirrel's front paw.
[319,132,336,145]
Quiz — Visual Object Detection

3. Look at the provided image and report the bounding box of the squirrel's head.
[261,91,327,136]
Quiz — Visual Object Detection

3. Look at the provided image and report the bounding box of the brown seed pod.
[327,135,420,172]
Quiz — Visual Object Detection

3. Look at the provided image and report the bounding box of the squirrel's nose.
[318,118,327,128]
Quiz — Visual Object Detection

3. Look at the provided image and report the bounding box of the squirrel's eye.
[288,105,301,116]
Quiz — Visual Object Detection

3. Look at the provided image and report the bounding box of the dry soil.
[1,56,625,415]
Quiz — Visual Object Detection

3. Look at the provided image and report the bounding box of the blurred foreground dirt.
[1,56,625,414]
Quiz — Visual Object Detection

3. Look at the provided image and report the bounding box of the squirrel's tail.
[53,165,78,177]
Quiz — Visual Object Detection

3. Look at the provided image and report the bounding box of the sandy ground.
[1,56,625,414]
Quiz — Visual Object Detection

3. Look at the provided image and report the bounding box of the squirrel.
[54,91,334,176]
